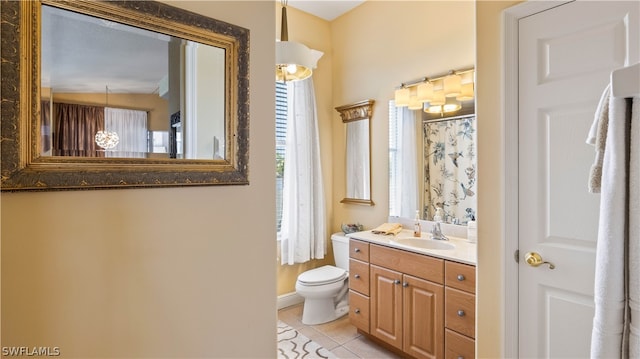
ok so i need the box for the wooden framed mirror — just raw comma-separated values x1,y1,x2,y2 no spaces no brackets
336,100,374,205
0,0,249,191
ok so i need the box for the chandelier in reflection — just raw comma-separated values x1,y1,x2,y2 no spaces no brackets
95,85,119,149
95,130,119,149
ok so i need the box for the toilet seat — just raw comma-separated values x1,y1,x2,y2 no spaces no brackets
297,265,347,286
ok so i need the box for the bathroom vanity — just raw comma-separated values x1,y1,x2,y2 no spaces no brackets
347,230,476,359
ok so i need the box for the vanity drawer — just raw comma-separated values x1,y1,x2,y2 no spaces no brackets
349,239,370,262
445,287,476,338
445,261,476,294
349,290,370,333
349,259,370,295
370,244,444,284
445,328,475,359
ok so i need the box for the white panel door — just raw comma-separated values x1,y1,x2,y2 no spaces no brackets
518,1,639,358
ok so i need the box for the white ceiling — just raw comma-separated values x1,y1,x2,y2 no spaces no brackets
287,0,365,21
42,5,169,94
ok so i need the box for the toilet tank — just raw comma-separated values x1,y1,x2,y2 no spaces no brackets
331,232,350,271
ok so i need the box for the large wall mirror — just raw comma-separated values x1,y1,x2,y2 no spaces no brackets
336,100,374,205
1,0,249,190
388,100,477,225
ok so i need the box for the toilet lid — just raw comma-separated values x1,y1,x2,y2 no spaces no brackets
298,265,347,286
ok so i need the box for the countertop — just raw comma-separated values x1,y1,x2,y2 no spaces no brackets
346,229,477,265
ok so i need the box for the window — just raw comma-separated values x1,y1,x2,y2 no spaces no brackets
275,82,288,232
388,100,401,217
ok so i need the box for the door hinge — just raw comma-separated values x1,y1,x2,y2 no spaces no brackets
514,249,519,263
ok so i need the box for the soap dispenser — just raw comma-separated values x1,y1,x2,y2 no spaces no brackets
413,210,421,237
467,215,477,243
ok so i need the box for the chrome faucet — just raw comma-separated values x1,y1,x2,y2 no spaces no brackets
430,222,449,241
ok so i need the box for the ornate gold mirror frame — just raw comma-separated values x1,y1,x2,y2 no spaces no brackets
0,0,249,191
335,99,374,206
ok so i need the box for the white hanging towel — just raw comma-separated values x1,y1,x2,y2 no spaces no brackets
590,90,640,358
586,84,610,193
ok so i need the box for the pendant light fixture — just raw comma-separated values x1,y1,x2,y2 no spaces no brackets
95,86,119,150
276,0,323,82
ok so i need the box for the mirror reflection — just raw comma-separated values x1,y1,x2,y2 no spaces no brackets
336,100,374,205
41,5,226,160
389,101,477,225
345,120,371,200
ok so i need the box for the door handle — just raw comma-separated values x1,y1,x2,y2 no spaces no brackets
525,252,555,270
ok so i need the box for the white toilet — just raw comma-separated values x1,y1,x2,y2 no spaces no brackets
295,232,350,325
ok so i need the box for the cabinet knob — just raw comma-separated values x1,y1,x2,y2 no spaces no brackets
354,309,361,314
394,279,401,285
354,274,361,279
457,274,465,281
354,248,361,253
457,310,465,317
402,282,409,287
457,356,464,359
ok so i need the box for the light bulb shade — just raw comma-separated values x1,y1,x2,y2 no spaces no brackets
443,73,462,97
276,41,323,82
95,130,119,149
456,82,474,101
417,82,433,103
425,105,442,114
443,97,461,112
430,90,445,106
408,95,422,110
394,87,410,107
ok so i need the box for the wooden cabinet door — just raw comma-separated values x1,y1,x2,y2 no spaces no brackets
403,274,444,359
370,264,403,350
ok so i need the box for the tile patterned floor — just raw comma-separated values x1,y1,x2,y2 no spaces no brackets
277,304,403,359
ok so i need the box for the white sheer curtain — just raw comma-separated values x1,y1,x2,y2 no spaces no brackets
280,78,326,265
104,108,148,158
399,108,418,217
391,107,418,218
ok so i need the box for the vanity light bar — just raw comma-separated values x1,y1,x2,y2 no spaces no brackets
396,67,475,91
394,67,475,108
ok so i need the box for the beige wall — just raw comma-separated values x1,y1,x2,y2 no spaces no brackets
476,1,522,357
476,1,518,358
1,1,277,357
330,1,475,231
275,5,337,296
51,92,169,131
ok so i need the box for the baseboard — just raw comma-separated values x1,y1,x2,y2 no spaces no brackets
277,292,304,310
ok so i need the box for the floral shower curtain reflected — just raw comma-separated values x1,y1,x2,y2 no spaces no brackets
423,115,477,224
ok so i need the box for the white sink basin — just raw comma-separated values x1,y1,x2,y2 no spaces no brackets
391,237,455,250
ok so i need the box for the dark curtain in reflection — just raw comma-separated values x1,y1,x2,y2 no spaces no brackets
40,100,52,155
52,102,105,157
